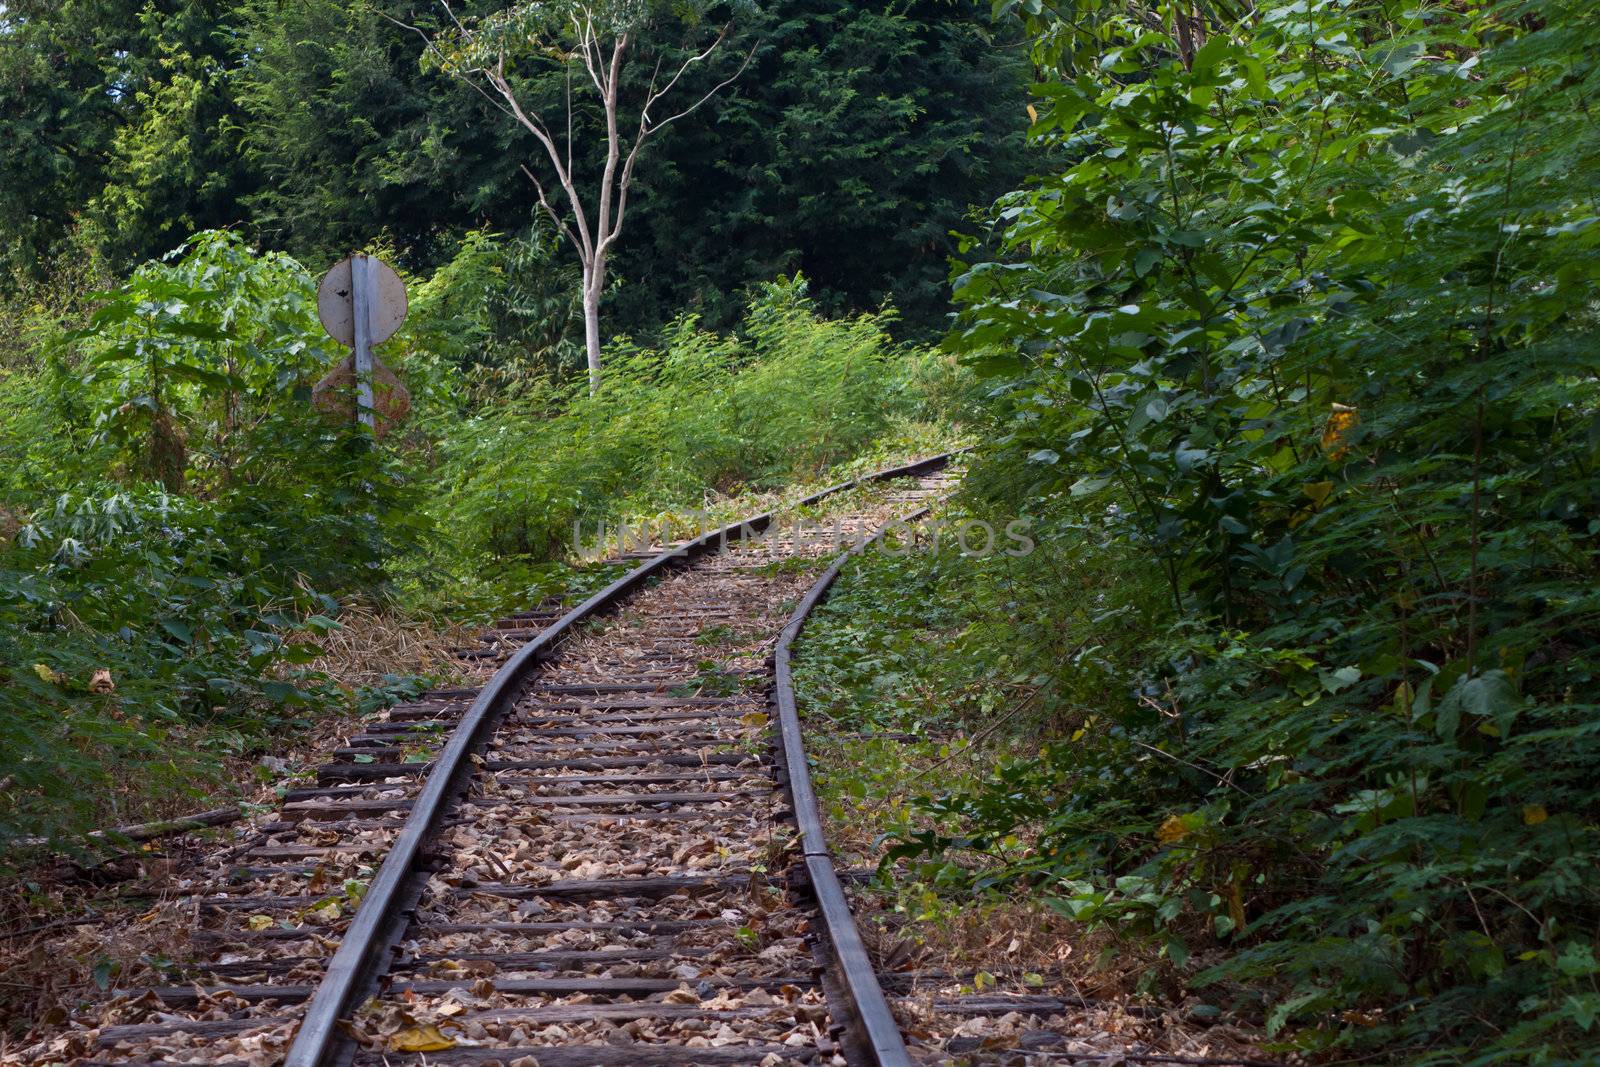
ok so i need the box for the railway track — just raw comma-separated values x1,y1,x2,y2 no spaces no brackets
73,455,961,1067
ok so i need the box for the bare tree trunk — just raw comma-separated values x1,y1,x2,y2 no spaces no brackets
582,265,604,395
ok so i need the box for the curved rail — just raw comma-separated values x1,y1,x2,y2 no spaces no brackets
772,501,940,1067
284,451,962,1067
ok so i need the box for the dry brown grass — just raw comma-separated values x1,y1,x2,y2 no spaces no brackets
298,597,480,690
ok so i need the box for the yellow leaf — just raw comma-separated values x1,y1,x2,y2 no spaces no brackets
1523,804,1548,826
246,915,274,931
389,1026,455,1053
1321,404,1360,459
740,711,769,729
33,663,62,685
1157,815,1192,844
1302,481,1335,507
1026,104,1039,124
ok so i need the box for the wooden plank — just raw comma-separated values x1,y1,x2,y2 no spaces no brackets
194,894,345,911
247,845,389,860
199,919,720,943
284,784,419,801
354,1046,811,1066
395,948,670,970
329,747,410,761
200,958,317,978
98,1018,292,1044
255,816,414,833
391,975,814,996
520,696,750,709
470,791,759,808
468,1004,803,1025
153,984,312,1006
453,872,776,900
282,799,412,819
523,809,765,824
486,741,746,756
485,754,754,771
360,721,454,735
527,683,677,695
488,770,761,788
415,919,721,936
914,994,1085,1016
510,711,746,728
12,806,241,850
389,706,469,722
195,926,335,942
317,763,428,783
501,725,743,738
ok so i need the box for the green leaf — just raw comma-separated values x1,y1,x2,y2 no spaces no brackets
160,619,194,645
1436,671,1520,741
1191,35,1232,78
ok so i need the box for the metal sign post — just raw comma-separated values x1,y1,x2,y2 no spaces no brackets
350,254,377,430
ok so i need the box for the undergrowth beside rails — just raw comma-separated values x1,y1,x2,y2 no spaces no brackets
800,0,1600,1058
0,232,963,859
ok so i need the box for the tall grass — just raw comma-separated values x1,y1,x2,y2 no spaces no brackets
432,277,943,560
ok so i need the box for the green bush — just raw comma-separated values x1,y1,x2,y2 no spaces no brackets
432,276,940,561
0,487,342,849
864,0,1600,1060
0,232,434,852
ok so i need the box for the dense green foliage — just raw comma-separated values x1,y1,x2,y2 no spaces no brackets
431,277,947,560
2,0,1029,340
601,0,1031,334
0,490,344,844
0,232,427,848
0,0,253,273
0,227,946,852
813,0,1600,1060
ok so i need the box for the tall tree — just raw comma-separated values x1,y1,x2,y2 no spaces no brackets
0,0,253,278
426,0,753,392
236,0,517,268
609,0,1032,338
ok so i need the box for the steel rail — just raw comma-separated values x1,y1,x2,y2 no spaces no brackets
771,499,942,1067
283,450,963,1067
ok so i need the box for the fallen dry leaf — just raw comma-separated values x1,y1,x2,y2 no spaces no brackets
389,1025,456,1052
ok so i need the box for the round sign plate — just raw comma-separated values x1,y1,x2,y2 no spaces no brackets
318,255,408,347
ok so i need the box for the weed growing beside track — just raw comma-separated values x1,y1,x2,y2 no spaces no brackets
0,233,964,860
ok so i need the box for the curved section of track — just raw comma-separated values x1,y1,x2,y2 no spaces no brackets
72,455,956,1067
283,456,956,1067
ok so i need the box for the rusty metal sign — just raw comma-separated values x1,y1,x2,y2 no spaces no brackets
317,254,408,347
316,254,409,430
